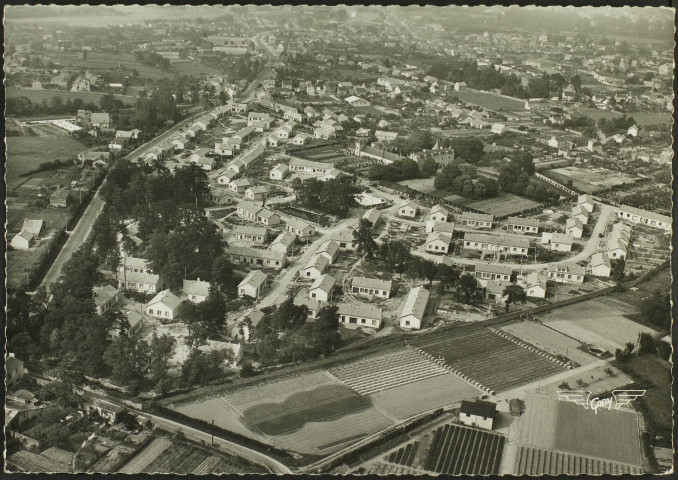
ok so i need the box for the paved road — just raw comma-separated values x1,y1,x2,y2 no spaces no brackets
133,410,292,474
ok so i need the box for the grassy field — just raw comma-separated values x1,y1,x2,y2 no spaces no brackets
369,374,480,421
502,321,597,366
7,87,136,107
622,355,672,435
548,166,638,194
456,193,543,218
610,267,670,309
172,60,223,77
242,384,371,436
450,90,525,112
555,401,642,465
541,297,658,352
6,135,84,189
48,51,169,80
572,106,672,126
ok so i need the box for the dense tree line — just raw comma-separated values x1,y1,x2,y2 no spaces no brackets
438,138,485,164
561,115,598,138
291,176,359,218
434,160,499,199
6,95,99,116
368,158,421,182
134,51,171,71
498,152,559,203
598,115,637,135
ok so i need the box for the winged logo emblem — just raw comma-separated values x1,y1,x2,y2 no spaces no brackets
556,390,591,407
556,389,645,413
612,390,646,409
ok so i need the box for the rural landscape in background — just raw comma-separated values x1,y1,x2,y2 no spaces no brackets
4,4,673,476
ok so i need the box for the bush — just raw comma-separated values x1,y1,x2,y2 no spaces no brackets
656,340,671,361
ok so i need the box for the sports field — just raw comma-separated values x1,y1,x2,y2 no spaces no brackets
450,90,525,112
501,321,597,366
540,298,658,351
369,374,481,420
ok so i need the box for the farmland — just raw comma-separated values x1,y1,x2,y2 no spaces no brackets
369,374,481,421
572,106,672,126
118,438,172,473
141,440,257,474
422,424,505,475
514,446,642,475
453,193,543,218
417,328,566,392
546,166,639,194
47,51,169,79
449,90,525,112
540,297,658,351
6,134,84,189
7,87,136,107
501,321,597,366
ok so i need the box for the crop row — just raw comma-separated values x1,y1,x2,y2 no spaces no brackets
423,424,504,475
514,446,642,475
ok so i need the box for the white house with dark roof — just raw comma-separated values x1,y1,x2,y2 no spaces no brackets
270,232,296,255
474,263,513,287
571,205,589,225
286,217,316,238
351,276,392,298
399,286,430,330
309,274,336,302
317,240,340,264
337,302,383,329
460,212,494,229
460,400,496,430
145,290,182,320
93,285,119,315
182,278,211,303
617,205,671,231
301,254,330,279
547,264,585,284
398,201,418,218
541,232,574,252
238,270,267,299
507,216,540,234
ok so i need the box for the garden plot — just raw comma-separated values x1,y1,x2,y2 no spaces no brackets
514,446,642,475
501,321,597,366
536,364,633,398
540,298,657,352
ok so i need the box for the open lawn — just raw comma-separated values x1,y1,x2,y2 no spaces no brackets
573,106,672,126
397,177,437,194
6,135,84,189
172,60,223,77
541,297,658,352
47,51,169,79
7,87,136,107
555,401,642,465
454,193,543,218
450,90,525,112
502,321,597,366
369,373,480,421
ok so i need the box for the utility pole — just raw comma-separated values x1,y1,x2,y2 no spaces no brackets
211,419,215,446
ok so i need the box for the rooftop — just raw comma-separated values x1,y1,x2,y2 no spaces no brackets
401,286,430,320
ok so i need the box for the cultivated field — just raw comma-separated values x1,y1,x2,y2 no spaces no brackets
141,440,255,474
514,446,642,475
516,394,559,449
422,424,505,475
450,90,525,111
501,321,597,366
416,329,566,392
572,106,672,126
369,373,481,421
46,51,169,79
118,437,172,473
7,87,136,107
541,297,658,351
328,348,449,396
547,166,638,194
6,135,84,189
455,193,543,218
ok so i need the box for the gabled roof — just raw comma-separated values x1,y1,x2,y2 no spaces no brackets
547,263,585,275
566,217,583,229
362,208,381,225
22,219,44,236
426,231,453,245
352,276,392,291
238,200,262,215
271,232,295,247
310,274,336,293
337,302,383,320
429,204,450,217
550,232,574,244
401,286,430,320
508,216,540,227
235,224,268,236
317,240,340,258
461,211,494,222
93,285,119,306
238,270,267,288
572,205,589,217
304,254,330,272
286,216,313,231
122,256,150,270
123,270,160,285
475,263,514,276
460,399,496,419
228,246,286,262
146,289,182,311
182,279,210,297
591,253,611,268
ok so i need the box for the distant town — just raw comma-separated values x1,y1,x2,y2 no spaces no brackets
4,5,673,476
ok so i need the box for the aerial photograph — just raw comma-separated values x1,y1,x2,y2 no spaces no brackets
3,4,674,475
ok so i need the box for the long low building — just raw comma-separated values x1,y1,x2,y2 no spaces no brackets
617,204,670,231
547,263,585,284
226,246,287,269
463,233,530,256
351,276,392,298
288,157,335,176
399,286,430,330
337,302,383,329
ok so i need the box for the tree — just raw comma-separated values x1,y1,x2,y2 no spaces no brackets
378,240,411,278
312,305,341,356
149,332,176,392
437,263,460,290
211,255,240,294
100,93,116,113
640,289,671,329
441,138,485,163
611,256,626,284
502,284,526,313
458,273,477,304
353,218,377,259
103,335,149,390
179,348,230,387
656,340,671,361
637,332,656,355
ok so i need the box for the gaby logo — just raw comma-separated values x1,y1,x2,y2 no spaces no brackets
556,390,646,414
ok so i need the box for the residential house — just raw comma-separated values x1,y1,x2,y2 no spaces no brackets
244,185,270,202
227,246,287,269
399,286,430,330
425,231,453,254
425,220,456,235
286,217,316,238
145,289,182,320
398,201,418,218
547,264,585,284
330,229,356,250
172,136,190,150
289,157,334,176
234,225,268,244
292,133,312,146
345,95,370,107
120,256,153,274
238,270,267,299
521,270,547,298
198,340,243,367
118,270,160,293
428,205,451,223
352,276,392,299
541,232,574,252
590,253,612,277
217,170,238,185
460,212,494,229
491,123,506,134
183,278,211,303
317,240,340,264
463,233,530,256
90,112,111,128
10,230,34,250
301,254,330,279
571,205,590,225
566,218,584,239
578,194,595,213
270,163,289,180
507,216,540,234
459,400,496,431
617,205,671,231
337,303,383,329
309,274,336,302
6,354,25,388
93,285,119,315
362,208,381,228
474,264,513,288
229,178,253,194
50,189,71,208
375,130,398,142
270,232,296,255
